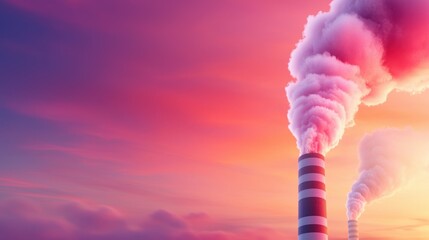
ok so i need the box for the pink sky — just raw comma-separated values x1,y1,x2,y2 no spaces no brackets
1,1,429,239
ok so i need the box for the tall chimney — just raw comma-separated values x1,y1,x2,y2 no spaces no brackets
298,153,328,240
348,220,358,240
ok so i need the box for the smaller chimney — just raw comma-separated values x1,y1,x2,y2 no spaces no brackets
348,220,359,240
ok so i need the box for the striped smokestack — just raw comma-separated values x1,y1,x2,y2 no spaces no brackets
298,153,327,240
348,220,358,240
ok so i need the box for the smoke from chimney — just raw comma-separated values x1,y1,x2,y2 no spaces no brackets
347,128,429,221
287,0,429,155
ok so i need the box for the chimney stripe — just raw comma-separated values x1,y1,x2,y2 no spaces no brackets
298,197,326,218
298,181,325,191
299,166,325,176
298,224,328,234
299,158,325,169
298,173,325,184
299,216,327,226
298,153,325,161
298,233,328,240
298,189,326,200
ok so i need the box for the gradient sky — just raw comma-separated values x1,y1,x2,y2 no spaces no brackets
2,1,429,239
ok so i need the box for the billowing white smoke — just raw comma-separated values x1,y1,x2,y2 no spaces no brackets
287,0,429,155
347,128,429,220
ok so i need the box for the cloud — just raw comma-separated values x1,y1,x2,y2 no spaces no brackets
0,199,289,240
0,199,72,240
60,202,126,233
146,210,188,229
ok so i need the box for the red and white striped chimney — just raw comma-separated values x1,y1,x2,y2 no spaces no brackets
348,220,358,240
298,153,328,240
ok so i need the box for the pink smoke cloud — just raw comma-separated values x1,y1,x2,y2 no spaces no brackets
287,0,429,154
347,128,429,220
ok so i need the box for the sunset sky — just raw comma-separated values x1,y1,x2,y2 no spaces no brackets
2,1,429,239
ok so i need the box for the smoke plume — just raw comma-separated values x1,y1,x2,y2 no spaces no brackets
347,128,429,220
287,0,429,154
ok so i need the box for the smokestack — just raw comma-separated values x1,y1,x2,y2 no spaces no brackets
298,153,327,240
348,220,359,240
